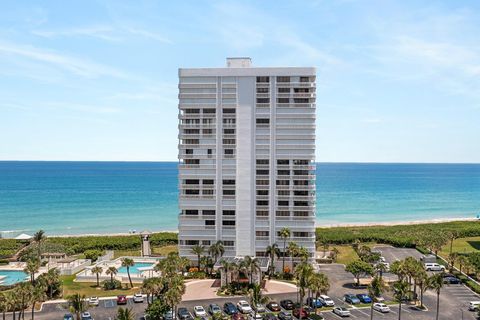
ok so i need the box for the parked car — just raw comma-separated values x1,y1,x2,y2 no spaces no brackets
318,295,335,307
81,312,93,320
224,302,239,315
293,308,309,319
444,276,461,284
163,310,174,320
425,263,445,271
178,307,193,320
333,307,350,317
248,313,263,320
237,300,253,314
88,297,99,306
280,300,295,310
267,302,281,312
232,314,246,320
209,303,222,315
116,295,127,305
306,297,322,309
356,294,372,303
468,301,480,311
262,313,277,320
343,294,360,305
294,304,313,314
278,311,293,320
194,306,207,317
253,304,266,313
63,314,74,320
372,303,390,313
133,293,144,303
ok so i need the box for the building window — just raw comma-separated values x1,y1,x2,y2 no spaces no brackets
277,159,289,165
223,118,236,124
278,190,290,196
294,180,309,186
207,149,212,156
256,76,269,83
256,251,266,257
276,211,290,217
256,231,269,237
185,179,199,185
256,180,269,185
202,129,213,134
256,118,270,124
223,139,236,145
277,98,290,103
294,191,308,196
278,200,289,206
203,189,214,195
222,220,236,226
185,210,198,215
257,190,268,196
256,87,269,93
256,200,268,206
294,98,309,103
223,108,236,114
184,129,199,134
184,159,199,165
256,211,269,217
185,240,199,245
277,170,290,175
224,149,234,155
185,149,193,155
224,128,235,134
185,189,200,195
300,76,310,82
223,210,235,216
185,109,200,114
256,159,269,165
256,169,269,175
223,189,235,195
293,232,310,238
203,108,216,114
203,210,215,215
203,179,214,185
202,240,211,245
278,87,290,93
223,179,235,185
277,76,290,83
183,139,199,144
294,211,309,217
224,241,234,247
256,98,270,103
205,220,215,226
276,180,290,186
294,201,309,207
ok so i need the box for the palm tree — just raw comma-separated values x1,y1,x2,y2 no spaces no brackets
265,243,280,277
142,277,164,305
121,258,135,288
294,261,314,313
24,259,40,284
287,242,300,271
106,266,118,285
308,273,329,315
374,262,388,280
220,260,236,286
115,307,135,320
164,275,185,319
415,270,429,309
12,282,32,320
32,230,46,260
428,273,444,320
31,282,47,320
279,227,291,274
67,293,88,320
368,275,387,320
41,268,60,299
190,244,205,270
200,255,213,275
393,280,410,320
0,292,7,320
208,241,225,264
91,266,103,287
249,284,269,319
242,256,261,284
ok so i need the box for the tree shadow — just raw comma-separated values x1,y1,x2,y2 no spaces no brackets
466,241,480,250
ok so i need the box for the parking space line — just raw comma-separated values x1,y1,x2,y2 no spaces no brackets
354,308,370,317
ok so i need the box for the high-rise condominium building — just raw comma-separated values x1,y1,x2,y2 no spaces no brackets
178,58,316,262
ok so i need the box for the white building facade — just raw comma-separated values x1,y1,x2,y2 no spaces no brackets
178,58,316,262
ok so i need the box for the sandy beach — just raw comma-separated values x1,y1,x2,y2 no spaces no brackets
316,217,479,228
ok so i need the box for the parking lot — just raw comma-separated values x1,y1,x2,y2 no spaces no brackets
3,246,480,320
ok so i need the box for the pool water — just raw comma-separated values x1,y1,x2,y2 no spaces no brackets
0,270,28,286
118,262,154,275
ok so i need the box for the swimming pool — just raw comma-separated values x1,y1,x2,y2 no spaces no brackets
0,270,28,286
118,262,154,275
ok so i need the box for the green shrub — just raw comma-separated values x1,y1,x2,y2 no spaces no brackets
84,249,103,262
102,279,122,290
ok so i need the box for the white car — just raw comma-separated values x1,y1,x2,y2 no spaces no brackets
319,295,335,307
425,263,445,272
88,297,99,306
237,300,253,314
253,304,266,313
133,293,144,303
333,307,350,317
468,301,480,311
379,256,386,263
248,314,263,320
373,303,390,313
194,306,207,317
81,312,94,320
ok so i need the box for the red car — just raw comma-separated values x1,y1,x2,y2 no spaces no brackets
117,295,127,305
232,314,246,320
293,308,309,319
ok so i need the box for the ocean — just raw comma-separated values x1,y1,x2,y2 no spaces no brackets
0,161,479,237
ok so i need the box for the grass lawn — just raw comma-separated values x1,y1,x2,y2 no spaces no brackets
152,245,178,256
61,275,138,297
113,250,141,259
439,236,480,257
332,245,359,265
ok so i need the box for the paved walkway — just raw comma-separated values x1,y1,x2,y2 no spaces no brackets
182,279,297,301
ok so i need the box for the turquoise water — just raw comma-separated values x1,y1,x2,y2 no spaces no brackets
0,270,28,285
0,161,479,236
118,262,154,275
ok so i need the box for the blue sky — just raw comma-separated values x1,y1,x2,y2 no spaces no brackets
0,0,479,163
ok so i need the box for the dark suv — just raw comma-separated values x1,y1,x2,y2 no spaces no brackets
224,302,238,315
280,300,295,310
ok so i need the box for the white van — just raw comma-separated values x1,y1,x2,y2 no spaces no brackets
424,263,445,271
468,301,480,311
